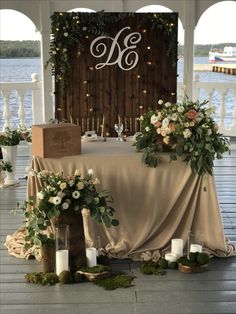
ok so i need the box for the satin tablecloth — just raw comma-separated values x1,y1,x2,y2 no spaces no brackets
23,138,235,261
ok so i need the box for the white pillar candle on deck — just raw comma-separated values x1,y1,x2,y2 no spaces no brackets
171,238,183,257
86,247,97,267
56,249,69,275
164,253,178,265
190,244,202,253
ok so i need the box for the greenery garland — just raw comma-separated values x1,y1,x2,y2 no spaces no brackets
46,11,178,88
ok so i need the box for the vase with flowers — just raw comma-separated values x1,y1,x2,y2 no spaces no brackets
134,98,229,176
0,128,22,185
19,168,119,271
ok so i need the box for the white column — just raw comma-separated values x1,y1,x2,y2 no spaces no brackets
31,73,44,124
1,90,11,131
183,0,196,100
17,89,27,130
39,1,54,123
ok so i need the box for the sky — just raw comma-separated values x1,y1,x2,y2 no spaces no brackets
0,1,236,45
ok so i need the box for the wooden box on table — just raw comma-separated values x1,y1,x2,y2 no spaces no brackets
32,123,81,158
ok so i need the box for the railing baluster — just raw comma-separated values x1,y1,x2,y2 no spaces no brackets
1,90,11,131
17,89,27,130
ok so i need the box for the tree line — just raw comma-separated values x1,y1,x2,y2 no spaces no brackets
0,41,40,58
0,40,235,58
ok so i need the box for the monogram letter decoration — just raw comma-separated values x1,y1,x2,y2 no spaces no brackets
90,26,142,71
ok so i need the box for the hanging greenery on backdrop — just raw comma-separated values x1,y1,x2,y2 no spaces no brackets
48,11,178,136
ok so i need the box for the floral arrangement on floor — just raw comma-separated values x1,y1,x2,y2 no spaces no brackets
0,160,12,173
0,127,22,146
21,168,119,249
134,98,229,176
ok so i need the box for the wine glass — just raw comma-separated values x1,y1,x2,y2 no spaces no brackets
114,123,124,141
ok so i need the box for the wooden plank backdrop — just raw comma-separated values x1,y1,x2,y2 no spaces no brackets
55,13,178,136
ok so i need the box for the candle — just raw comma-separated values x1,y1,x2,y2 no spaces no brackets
165,253,178,265
86,247,97,267
56,249,69,275
171,238,183,258
190,244,203,253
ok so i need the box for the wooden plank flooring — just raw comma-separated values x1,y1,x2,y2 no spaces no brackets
0,141,236,314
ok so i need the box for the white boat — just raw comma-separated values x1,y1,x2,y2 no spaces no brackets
209,46,236,62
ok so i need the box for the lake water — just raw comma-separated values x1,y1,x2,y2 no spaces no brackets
0,57,235,129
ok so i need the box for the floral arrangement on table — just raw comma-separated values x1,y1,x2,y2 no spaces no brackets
21,168,119,249
134,98,229,176
0,127,22,146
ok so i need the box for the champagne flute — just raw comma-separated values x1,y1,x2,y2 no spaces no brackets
114,123,124,141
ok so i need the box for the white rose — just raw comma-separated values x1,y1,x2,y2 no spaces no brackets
190,121,195,127
185,122,190,127
183,129,192,139
64,32,68,37
177,106,184,113
164,101,171,107
150,114,158,125
171,113,178,121
145,126,150,132
62,202,69,210
163,136,170,144
162,118,170,128
157,128,162,134
158,99,164,105
161,130,167,137
76,182,84,190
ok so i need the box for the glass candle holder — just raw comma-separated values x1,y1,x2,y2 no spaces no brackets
188,231,204,257
55,224,69,276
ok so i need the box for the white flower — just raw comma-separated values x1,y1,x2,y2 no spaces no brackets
72,191,80,199
164,127,171,135
63,48,67,52
158,99,164,105
82,26,87,31
183,129,192,139
76,182,84,190
157,128,161,134
177,106,184,113
162,118,170,128
161,130,167,137
190,121,195,127
150,114,158,125
93,178,100,185
185,122,190,127
171,113,178,121
88,168,94,176
62,202,69,210
60,182,67,190
74,169,80,176
52,50,57,55
145,126,150,132
68,180,74,187
164,101,171,107
139,115,144,121
49,197,54,203
37,191,44,200
52,196,62,205
64,32,68,37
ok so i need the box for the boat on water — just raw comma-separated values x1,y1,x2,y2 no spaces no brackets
209,46,236,62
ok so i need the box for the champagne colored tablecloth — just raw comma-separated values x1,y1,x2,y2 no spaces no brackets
5,139,235,261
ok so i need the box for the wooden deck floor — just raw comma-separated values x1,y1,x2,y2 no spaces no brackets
0,142,236,314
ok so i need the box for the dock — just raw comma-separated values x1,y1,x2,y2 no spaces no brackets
193,63,236,75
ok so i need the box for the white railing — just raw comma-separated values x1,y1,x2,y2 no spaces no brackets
0,73,236,136
178,75,236,137
0,73,42,131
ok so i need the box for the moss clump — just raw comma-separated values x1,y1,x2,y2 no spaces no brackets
197,252,210,265
178,256,198,267
140,261,166,275
73,255,87,270
94,273,135,290
59,270,73,284
25,272,59,285
169,261,178,269
158,259,169,269
80,264,111,273
188,252,198,263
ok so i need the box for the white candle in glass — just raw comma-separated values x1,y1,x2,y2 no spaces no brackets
190,244,203,253
171,238,183,258
86,247,97,267
56,249,69,275
165,253,178,265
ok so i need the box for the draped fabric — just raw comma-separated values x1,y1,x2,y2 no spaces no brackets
5,139,236,260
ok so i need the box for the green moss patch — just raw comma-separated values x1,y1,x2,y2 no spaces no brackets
94,273,135,290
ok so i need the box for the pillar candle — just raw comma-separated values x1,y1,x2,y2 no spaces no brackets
86,247,97,267
56,249,69,276
164,253,178,265
171,238,183,258
190,244,202,253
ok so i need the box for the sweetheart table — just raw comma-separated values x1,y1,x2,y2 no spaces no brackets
26,138,235,260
